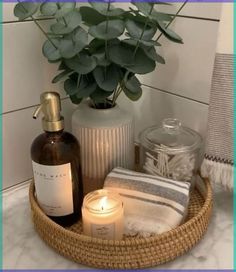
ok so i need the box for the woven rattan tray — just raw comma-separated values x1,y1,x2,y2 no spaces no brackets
29,177,212,269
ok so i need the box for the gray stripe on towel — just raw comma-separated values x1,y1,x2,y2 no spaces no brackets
120,193,184,216
105,177,188,206
112,169,190,190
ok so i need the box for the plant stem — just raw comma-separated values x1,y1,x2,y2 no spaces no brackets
17,0,58,49
105,1,111,60
132,4,154,58
155,1,188,42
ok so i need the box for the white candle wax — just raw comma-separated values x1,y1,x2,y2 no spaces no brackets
82,189,124,240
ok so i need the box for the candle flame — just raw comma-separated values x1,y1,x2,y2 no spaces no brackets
100,196,108,210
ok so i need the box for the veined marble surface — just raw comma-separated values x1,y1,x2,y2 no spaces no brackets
3,181,233,269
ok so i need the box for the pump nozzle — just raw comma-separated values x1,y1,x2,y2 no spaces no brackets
33,92,64,132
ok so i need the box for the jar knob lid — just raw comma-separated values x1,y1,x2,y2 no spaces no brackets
162,118,181,133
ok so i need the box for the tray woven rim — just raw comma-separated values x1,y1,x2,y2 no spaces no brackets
29,177,213,268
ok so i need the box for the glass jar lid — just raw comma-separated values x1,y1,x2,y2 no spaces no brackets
139,118,202,154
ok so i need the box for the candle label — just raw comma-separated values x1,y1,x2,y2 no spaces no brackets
32,161,73,216
91,223,115,240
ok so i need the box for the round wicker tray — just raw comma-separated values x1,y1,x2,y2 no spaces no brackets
29,177,213,269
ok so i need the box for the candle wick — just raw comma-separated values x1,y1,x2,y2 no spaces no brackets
101,206,104,211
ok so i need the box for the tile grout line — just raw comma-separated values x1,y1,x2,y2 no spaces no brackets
142,84,209,106
1,96,69,116
0,17,53,24
2,178,32,193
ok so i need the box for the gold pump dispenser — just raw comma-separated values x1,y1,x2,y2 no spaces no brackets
33,92,64,132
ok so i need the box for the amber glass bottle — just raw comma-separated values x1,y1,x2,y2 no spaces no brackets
31,92,83,227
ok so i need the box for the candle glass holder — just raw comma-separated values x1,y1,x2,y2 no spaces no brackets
82,189,124,240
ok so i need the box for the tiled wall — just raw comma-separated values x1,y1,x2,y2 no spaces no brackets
2,3,221,189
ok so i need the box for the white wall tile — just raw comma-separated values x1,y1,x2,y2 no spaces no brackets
2,3,18,22
138,18,219,104
3,21,64,114
117,85,208,141
157,3,221,19
2,99,77,189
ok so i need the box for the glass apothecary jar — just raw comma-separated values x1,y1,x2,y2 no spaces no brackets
139,118,203,185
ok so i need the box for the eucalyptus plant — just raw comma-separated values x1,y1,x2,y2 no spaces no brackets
14,1,183,108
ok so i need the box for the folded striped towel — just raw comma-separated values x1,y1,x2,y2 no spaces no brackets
104,167,190,237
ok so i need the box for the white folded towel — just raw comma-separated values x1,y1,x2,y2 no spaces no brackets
104,167,190,237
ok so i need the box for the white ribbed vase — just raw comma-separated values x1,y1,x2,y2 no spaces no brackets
72,103,134,194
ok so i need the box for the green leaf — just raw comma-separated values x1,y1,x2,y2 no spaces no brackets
14,2,39,20
70,94,83,104
125,19,157,41
93,64,121,92
40,3,58,16
124,36,161,47
59,27,88,58
142,46,165,64
157,22,183,44
92,49,111,66
65,52,97,75
42,39,61,62
80,6,106,26
64,78,78,96
109,43,156,74
77,75,97,98
124,72,142,94
52,69,73,84
89,2,125,17
131,2,172,22
55,3,76,18
90,88,113,103
123,71,142,101
51,10,82,35
89,20,125,40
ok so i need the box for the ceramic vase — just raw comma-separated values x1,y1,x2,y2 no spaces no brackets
72,102,134,194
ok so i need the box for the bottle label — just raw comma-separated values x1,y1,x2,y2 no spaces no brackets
91,223,115,240
32,161,74,216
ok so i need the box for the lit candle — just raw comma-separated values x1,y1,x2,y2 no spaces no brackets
82,189,124,240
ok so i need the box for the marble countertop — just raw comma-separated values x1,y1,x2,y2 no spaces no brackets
3,181,233,269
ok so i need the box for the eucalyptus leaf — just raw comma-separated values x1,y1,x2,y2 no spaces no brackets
14,2,39,20
42,39,61,62
52,69,73,83
89,2,125,17
80,6,106,26
124,72,142,94
123,85,142,101
55,3,76,18
40,3,58,16
64,78,78,96
65,52,97,74
131,2,172,22
59,27,88,58
51,10,82,35
124,35,161,47
125,19,157,41
93,49,111,66
77,75,97,98
93,64,121,92
89,20,125,40
157,22,183,43
90,88,113,102
109,43,156,74
142,46,165,64
70,94,83,104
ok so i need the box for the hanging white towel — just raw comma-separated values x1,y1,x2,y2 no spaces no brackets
201,4,233,191
104,167,190,237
